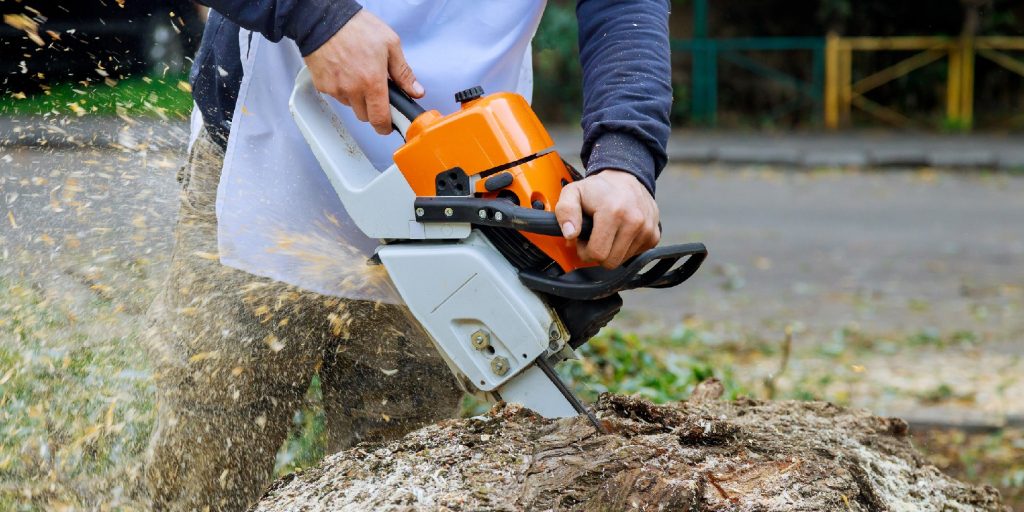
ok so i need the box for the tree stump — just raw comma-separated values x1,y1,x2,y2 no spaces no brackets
253,390,1006,511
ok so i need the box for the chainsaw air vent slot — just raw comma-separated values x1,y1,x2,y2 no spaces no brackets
476,150,549,179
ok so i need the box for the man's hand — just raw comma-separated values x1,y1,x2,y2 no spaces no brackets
555,170,660,269
303,10,423,135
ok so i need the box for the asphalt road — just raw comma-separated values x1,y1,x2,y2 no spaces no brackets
631,166,1024,348
2,144,1023,349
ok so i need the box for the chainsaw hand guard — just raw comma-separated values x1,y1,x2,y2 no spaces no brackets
518,243,707,300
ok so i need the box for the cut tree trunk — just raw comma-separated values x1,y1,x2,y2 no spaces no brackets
253,383,1006,511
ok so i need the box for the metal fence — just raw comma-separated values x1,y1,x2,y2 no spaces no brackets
824,34,1024,130
674,0,1024,130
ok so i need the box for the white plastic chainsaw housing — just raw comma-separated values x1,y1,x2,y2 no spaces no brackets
291,67,579,420
377,232,555,392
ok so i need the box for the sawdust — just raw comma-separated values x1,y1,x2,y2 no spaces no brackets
267,223,395,300
253,391,1007,511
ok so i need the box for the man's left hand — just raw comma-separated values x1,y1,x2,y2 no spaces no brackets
555,170,660,269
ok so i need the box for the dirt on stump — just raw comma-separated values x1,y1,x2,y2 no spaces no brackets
253,382,1006,511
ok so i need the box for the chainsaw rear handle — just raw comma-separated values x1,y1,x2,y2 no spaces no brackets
289,67,471,241
388,80,426,136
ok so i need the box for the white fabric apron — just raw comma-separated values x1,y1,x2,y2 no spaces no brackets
210,0,546,301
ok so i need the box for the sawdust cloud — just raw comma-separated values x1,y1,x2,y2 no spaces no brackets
0,120,445,509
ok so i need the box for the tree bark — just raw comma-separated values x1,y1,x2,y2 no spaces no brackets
253,389,1006,511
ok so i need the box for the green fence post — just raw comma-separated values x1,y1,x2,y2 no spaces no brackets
705,42,718,126
691,0,716,125
694,0,707,39
691,39,705,124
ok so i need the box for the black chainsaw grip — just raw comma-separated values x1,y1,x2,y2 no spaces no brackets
412,196,594,240
503,208,594,241
387,80,426,123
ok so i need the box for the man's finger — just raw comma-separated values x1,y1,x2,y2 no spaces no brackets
387,41,424,98
624,229,652,266
554,183,584,240
603,226,636,269
351,95,369,123
580,211,616,264
366,82,392,135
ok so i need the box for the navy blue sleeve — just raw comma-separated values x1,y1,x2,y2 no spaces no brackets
576,0,672,195
196,0,362,56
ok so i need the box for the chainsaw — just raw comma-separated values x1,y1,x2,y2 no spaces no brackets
289,69,707,430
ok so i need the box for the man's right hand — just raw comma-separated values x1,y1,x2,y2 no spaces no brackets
303,9,423,135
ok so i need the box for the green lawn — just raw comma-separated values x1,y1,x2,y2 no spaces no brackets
1,75,193,119
0,280,155,510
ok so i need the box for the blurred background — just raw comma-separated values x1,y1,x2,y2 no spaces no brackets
1,1,1023,510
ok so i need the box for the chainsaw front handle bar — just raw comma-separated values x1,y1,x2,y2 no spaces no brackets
413,195,702,299
414,196,659,244
414,196,594,240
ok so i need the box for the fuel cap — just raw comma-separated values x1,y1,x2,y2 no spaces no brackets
455,86,484,104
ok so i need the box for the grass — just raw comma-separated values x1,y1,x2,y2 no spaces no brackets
563,327,749,403
1,276,1021,509
0,280,154,510
917,427,1024,507
1,75,193,119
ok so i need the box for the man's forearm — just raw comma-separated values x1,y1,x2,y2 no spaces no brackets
576,0,672,195
196,0,361,55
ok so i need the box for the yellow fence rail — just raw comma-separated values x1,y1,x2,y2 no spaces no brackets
824,33,1024,130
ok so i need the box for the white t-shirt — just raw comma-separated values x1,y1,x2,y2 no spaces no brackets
206,0,546,301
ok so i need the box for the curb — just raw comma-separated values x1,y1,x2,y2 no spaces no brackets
663,142,1024,170
0,116,190,151
898,410,1024,434
5,118,1024,170
550,128,1024,170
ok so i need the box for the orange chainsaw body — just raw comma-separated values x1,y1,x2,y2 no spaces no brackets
392,92,591,273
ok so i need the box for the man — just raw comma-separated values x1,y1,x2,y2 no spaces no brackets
144,0,672,510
